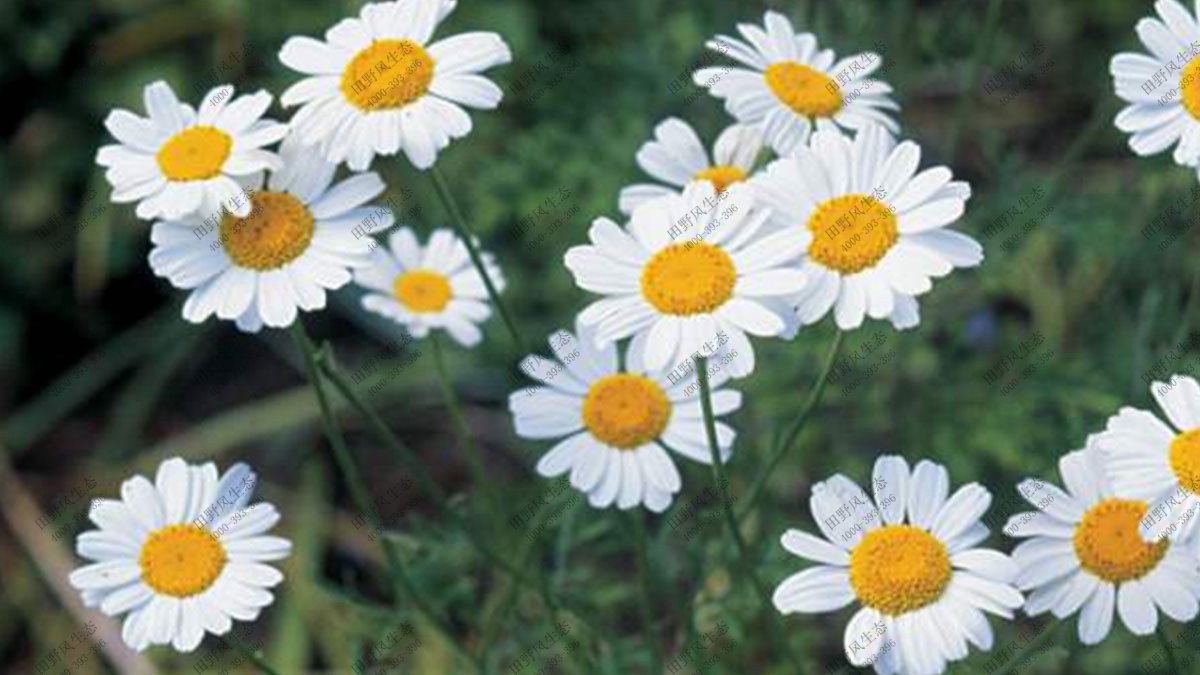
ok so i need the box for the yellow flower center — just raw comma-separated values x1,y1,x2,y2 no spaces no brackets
1181,56,1200,121
156,126,232,181
764,61,843,118
582,373,671,449
139,524,227,598
849,525,951,616
640,243,737,315
341,39,436,111
1170,428,1200,494
806,194,899,275
393,269,452,313
220,192,315,271
1073,499,1168,583
694,165,748,194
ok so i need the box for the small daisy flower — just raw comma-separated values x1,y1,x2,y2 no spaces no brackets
509,320,741,512
96,81,288,221
353,226,503,347
279,0,512,171
1093,373,1200,543
148,133,380,333
1110,0,1200,172
67,458,291,652
693,11,898,156
617,118,763,215
752,125,980,331
565,181,806,380
1008,445,1200,645
774,456,1023,675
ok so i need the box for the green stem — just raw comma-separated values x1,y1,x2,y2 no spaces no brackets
290,323,480,671
431,333,494,509
428,166,525,351
946,0,1006,158
631,512,664,673
695,357,803,672
1157,624,1180,675
739,331,844,519
314,346,605,633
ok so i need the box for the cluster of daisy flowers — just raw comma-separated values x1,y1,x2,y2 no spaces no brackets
74,0,1200,671
81,0,517,653
103,0,510,340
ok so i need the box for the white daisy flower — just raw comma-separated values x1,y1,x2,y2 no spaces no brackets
509,319,741,512
353,226,503,348
96,81,288,221
565,181,806,380
67,458,291,652
1008,445,1200,646
752,125,980,332
1093,374,1200,543
279,0,512,171
148,133,380,333
617,118,763,215
1110,0,1200,172
774,455,1023,675
693,10,898,156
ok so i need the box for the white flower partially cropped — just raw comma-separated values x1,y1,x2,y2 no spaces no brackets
148,133,379,333
752,125,980,331
509,320,741,512
1110,0,1200,173
354,226,503,347
279,0,511,170
565,181,806,380
693,10,898,156
1008,445,1200,646
96,81,287,221
1093,373,1200,543
618,118,762,215
774,456,1023,675
68,458,291,652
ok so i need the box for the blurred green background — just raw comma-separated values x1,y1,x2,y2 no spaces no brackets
2,0,1198,673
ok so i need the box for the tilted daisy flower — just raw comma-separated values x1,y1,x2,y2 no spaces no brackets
1093,373,1200,542
1008,445,1200,645
617,118,763,215
279,0,511,171
565,181,806,380
693,11,898,155
774,456,1023,675
752,125,980,331
509,319,741,512
353,226,503,347
96,81,287,221
1110,0,1200,172
148,133,380,333
67,458,291,652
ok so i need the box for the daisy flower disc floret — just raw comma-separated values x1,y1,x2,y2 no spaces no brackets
279,0,512,170
67,458,292,652
618,118,763,215
1007,446,1200,645
1111,0,1200,173
752,126,981,331
565,182,807,380
692,11,898,155
508,320,742,512
1093,374,1200,542
96,82,287,221
774,456,1023,675
353,226,503,347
